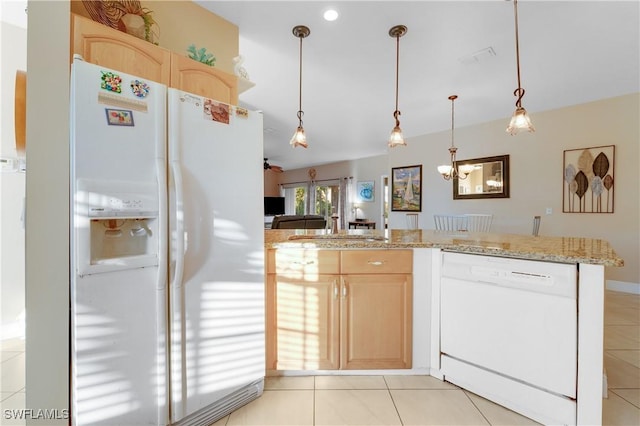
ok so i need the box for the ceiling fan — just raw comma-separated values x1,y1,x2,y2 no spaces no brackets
263,158,283,173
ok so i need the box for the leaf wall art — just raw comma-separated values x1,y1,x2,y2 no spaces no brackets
563,145,615,213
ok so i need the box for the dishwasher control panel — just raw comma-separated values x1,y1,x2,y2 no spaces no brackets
441,252,576,298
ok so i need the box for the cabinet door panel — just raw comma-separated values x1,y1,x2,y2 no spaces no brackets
171,53,238,105
272,274,340,370
341,274,412,369
72,14,171,85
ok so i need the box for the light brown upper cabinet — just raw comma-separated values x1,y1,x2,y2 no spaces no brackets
71,14,171,85
170,53,238,105
71,13,238,105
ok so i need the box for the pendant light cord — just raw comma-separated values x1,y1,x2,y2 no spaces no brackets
297,34,304,125
513,0,525,107
450,98,455,148
393,34,401,126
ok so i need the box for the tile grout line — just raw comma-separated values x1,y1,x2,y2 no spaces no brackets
608,388,640,410
462,390,493,426
383,376,405,426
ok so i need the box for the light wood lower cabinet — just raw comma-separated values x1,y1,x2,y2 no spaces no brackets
266,249,412,370
266,273,340,370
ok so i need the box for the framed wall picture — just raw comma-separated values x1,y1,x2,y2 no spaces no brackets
391,165,422,211
453,155,510,200
563,145,615,213
356,181,375,202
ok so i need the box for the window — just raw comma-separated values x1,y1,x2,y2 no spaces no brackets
281,178,349,229
281,184,307,215
314,181,340,218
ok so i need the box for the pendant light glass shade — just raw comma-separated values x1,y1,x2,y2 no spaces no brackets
388,123,405,147
506,105,534,135
438,95,471,181
291,25,310,148
506,0,535,135
388,25,407,148
290,125,307,148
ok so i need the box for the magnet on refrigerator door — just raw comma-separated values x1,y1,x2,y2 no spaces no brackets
130,79,150,98
100,71,122,93
203,98,230,124
235,107,249,118
105,108,134,126
98,92,149,113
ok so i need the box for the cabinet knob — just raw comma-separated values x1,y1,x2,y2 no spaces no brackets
367,260,385,266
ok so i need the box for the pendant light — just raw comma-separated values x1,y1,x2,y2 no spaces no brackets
438,95,473,180
290,25,310,148
388,25,407,148
506,0,535,135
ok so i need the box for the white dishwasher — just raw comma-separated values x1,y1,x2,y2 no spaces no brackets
440,252,578,425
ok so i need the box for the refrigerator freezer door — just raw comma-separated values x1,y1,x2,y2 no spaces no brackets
168,89,265,424
70,59,168,426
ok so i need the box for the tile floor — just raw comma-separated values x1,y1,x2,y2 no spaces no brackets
1,290,638,425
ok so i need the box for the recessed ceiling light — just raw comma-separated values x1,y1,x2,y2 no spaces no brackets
323,9,339,22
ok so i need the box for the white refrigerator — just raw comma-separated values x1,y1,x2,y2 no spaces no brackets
70,59,265,426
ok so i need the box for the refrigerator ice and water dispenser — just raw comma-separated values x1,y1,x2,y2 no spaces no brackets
75,180,159,275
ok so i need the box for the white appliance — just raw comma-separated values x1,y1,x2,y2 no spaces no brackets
439,252,578,425
70,59,265,426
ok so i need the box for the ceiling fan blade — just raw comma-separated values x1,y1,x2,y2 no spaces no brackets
264,158,284,172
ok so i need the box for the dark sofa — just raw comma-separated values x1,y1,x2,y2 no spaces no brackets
270,215,327,229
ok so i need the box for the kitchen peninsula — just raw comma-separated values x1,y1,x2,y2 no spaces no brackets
265,228,623,425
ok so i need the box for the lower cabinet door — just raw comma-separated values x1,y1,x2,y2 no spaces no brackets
341,274,412,369
268,274,340,370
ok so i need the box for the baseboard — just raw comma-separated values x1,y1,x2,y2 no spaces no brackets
606,280,640,295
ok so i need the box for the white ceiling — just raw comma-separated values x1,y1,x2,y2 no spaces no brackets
200,1,638,171
0,1,28,28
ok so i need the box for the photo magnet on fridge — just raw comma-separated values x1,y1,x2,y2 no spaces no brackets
203,98,230,124
105,108,134,126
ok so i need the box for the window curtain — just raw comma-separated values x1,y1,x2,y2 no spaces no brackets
339,177,354,230
307,180,316,216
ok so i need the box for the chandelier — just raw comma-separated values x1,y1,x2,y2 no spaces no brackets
438,95,474,181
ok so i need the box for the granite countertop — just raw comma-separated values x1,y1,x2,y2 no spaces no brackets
265,229,624,267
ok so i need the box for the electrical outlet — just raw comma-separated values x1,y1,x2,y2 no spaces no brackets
546,207,553,215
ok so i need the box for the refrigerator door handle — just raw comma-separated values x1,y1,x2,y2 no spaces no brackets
171,160,186,289
157,156,168,290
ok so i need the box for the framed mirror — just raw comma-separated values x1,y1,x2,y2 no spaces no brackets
453,155,510,199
